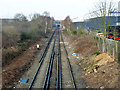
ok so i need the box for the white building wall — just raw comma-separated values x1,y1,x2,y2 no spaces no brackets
117,1,120,25
118,1,120,13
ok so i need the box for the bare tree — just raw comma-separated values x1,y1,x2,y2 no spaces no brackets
88,0,116,37
63,16,71,32
43,11,50,33
63,16,76,34
43,11,50,17
14,13,28,21
33,13,40,20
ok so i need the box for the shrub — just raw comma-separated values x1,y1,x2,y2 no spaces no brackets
20,32,31,40
101,71,105,74
17,42,23,46
94,51,100,55
78,30,83,36
72,30,77,35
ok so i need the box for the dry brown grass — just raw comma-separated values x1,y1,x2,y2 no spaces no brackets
2,25,20,48
65,30,119,88
67,33,98,57
2,18,52,67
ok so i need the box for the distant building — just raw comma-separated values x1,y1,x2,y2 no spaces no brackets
73,22,84,30
82,2,120,30
1,19,19,25
84,16,120,30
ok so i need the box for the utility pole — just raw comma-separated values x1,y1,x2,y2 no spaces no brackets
43,11,49,34
45,19,47,34
45,16,48,34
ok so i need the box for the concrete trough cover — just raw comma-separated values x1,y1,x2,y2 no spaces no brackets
20,78,29,83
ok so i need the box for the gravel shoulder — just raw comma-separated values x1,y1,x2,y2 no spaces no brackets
60,41,74,88
62,34,87,88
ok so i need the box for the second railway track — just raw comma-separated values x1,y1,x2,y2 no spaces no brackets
28,29,77,89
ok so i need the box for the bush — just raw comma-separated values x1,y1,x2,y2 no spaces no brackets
21,32,31,40
78,30,83,36
72,30,77,35
94,51,100,55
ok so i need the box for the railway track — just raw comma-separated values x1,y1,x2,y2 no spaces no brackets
61,32,77,89
28,29,77,90
28,30,56,89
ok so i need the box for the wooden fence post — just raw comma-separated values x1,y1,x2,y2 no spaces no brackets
98,37,100,50
113,48,115,61
108,40,110,55
102,38,105,52
116,41,118,61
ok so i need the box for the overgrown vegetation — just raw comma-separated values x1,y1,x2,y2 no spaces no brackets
20,32,31,40
61,16,85,36
77,30,83,36
2,12,54,66
71,30,77,35
94,51,101,56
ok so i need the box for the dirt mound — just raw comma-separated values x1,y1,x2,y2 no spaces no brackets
95,53,113,66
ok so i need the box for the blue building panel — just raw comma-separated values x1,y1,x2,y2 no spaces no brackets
73,16,120,31
84,16,119,30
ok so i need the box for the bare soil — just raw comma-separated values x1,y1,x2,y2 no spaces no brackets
16,33,56,88
2,38,47,88
64,32,120,88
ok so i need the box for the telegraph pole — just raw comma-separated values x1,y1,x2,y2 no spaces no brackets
45,19,47,34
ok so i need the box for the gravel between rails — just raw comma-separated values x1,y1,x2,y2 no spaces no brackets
16,31,87,89
32,38,55,88
62,33,87,88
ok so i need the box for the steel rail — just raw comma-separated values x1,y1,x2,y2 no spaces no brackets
43,34,56,89
61,32,77,90
56,30,59,89
56,29,62,90
59,30,62,89
28,30,56,90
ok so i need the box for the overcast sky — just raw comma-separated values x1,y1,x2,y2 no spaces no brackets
0,0,119,21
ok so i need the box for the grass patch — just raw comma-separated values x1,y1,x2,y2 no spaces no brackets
101,71,105,74
94,51,100,56
77,30,83,36
72,30,77,35
86,60,99,68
